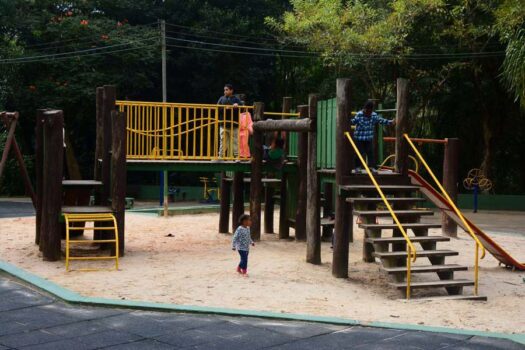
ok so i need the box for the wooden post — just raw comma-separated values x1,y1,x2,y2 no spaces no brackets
94,87,104,187
40,110,64,261
278,172,290,239
35,109,47,246
0,112,17,181
333,78,353,278
295,105,308,241
278,97,292,239
306,94,321,264
264,185,275,234
111,110,127,256
101,85,116,205
395,78,409,175
232,172,244,233
442,138,459,237
322,181,334,240
219,174,231,234
250,102,264,241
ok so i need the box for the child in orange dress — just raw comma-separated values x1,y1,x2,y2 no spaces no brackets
238,107,253,159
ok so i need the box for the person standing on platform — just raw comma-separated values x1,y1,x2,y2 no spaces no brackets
217,84,242,159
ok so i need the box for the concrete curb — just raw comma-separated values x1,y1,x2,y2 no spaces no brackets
1,260,523,345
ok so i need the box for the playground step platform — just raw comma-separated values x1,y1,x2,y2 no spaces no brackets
416,294,488,301
347,197,426,204
366,236,450,244
382,264,468,274
62,206,113,214
341,185,420,193
359,223,442,230
354,210,434,217
373,250,459,259
390,279,475,290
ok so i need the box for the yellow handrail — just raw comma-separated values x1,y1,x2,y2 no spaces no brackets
380,154,420,173
344,132,417,299
403,134,485,295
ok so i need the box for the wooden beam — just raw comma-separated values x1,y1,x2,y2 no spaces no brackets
253,118,314,132
322,182,334,240
306,94,321,264
219,173,231,234
333,78,353,278
250,102,264,241
442,138,460,237
0,112,17,180
232,171,245,233
101,85,116,206
40,110,64,261
281,97,293,148
395,78,409,175
295,105,308,241
111,110,127,256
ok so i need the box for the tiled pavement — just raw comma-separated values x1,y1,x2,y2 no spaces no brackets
0,276,523,349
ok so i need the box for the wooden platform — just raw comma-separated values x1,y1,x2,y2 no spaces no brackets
126,159,297,173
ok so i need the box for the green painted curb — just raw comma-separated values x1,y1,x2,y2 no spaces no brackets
0,260,523,345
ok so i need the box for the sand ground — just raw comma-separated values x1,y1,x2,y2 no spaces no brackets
0,211,524,335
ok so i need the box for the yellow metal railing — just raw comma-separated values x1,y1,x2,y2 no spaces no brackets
117,100,299,161
404,134,485,295
345,132,417,299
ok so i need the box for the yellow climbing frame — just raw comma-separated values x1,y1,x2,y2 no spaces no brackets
64,213,119,272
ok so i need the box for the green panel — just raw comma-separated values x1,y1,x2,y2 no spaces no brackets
316,97,336,169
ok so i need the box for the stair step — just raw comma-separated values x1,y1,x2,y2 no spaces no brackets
347,197,426,204
373,250,459,258
382,264,468,274
62,206,113,214
359,223,442,230
354,210,434,217
366,236,450,244
341,185,420,192
415,295,487,301
391,279,475,289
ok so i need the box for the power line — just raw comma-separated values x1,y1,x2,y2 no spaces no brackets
0,37,157,64
166,43,316,59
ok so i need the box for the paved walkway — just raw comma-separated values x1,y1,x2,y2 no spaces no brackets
0,276,522,350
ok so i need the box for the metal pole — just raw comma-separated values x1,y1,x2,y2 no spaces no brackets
161,19,169,217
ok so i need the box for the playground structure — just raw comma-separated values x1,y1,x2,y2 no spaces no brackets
6,77,521,296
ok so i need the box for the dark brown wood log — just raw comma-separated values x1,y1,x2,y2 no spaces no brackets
322,182,334,240
249,102,264,241
94,87,104,186
264,185,275,234
278,172,290,240
333,78,353,278
253,118,314,132
295,105,308,241
0,112,17,180
306,94,321,264
111,110,127,256
40,110,64,261
35,109,47,246
219,173,231,234
281,97,293,149
395,78,409,175
442,138,459,237
232,172,245,233
101,85,116,205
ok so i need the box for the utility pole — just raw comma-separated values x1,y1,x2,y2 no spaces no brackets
161,19,169,217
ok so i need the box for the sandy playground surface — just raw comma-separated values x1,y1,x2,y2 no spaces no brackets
0,211,524,335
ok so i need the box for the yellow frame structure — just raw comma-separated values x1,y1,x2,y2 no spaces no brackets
64,213,119,272
344,132,417,299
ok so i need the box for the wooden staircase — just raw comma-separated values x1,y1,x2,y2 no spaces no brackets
341,176,486,300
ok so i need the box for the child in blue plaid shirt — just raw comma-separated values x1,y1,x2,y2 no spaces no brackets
351,100,395,173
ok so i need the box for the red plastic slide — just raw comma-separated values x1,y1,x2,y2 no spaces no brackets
409,170,525,271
